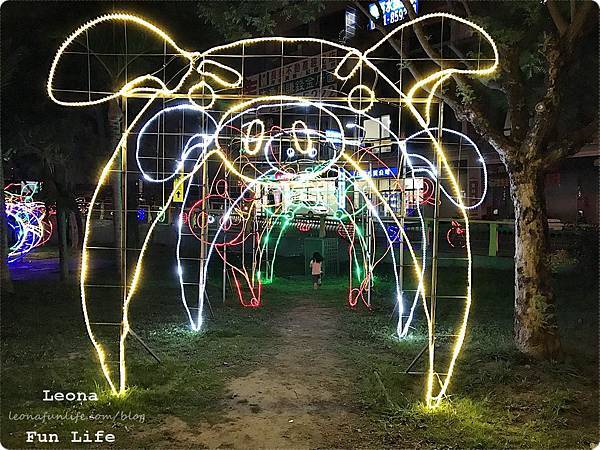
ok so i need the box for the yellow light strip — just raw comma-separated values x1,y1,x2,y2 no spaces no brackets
241,119,265,156
47,13,198,107
291,120,314,155
359,12,498,408
197,59,243,88
187,81,216,110
347,84,376,113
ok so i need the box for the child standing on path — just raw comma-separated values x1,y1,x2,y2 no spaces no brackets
310,252,323,290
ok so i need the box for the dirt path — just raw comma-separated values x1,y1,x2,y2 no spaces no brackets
186,300,364,448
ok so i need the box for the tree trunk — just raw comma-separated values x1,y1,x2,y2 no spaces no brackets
0,152,14,293
510,166,561,359
65,193,83,249
56,204,69,281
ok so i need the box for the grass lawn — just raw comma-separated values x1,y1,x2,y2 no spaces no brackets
319,267,598,448
1,248,293,448
1,247,597,448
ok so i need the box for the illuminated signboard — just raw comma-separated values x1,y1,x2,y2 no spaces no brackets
350,166,399,178
244,50,339,97
325,129,360,147
368,0,418,30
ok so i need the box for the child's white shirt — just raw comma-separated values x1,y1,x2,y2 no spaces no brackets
311,260,322,275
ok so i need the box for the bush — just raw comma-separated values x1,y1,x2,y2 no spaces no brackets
547,249,578,273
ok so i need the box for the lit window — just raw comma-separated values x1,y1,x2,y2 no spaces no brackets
345,7,357,40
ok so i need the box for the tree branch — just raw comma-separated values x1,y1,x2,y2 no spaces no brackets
448,42,505,93
502,47,528,143
524,36,561,154
452,100,516,164
397,0,506,114
354,0,514,160
400,0,446,68
563,0,596,54
543,119,598,169
354,0,461,109
527,1,595,159
546,1,569,35
460,0,472,17
358,0,468,104
353,1,425,80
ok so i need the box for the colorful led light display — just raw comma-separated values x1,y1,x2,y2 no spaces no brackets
48,12,497,408
447,220,467,248
4,182,53,263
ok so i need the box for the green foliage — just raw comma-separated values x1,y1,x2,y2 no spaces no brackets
470,2,549,48
469,4,550,94
14,113,97,196
197,0,325,40
456,82,476,105
557,227,600,273
547,249,578,273
450,2,597,162
520,42,546,80
529,294,557,332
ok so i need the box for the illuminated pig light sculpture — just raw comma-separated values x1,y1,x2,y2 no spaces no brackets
47,13,498,408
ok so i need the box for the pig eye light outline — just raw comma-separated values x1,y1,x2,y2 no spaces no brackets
47,12,498,408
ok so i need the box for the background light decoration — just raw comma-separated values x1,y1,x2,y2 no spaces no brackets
136,208,147,222
296,221,312,233
447,220,467,248
48,12,498,408
4,182,53,263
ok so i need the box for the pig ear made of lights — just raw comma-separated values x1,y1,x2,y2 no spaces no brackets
47,12,497,407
